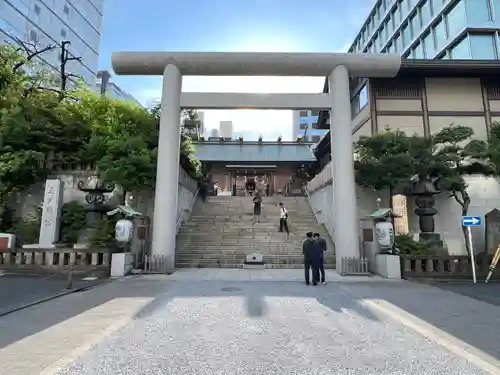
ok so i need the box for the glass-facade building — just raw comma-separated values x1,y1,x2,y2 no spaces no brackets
0,0,104,84
292,110,329,143
349,0,500,60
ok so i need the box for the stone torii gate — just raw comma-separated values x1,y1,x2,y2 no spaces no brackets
111,52,401,273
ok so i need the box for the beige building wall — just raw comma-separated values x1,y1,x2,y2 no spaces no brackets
309,74,500,256
370,76,500,255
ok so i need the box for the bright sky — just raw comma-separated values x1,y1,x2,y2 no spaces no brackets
98,0,373,140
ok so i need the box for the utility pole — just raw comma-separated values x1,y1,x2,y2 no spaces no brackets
59,40,82,98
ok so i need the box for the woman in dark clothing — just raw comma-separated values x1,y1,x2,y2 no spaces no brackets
253,192,262,223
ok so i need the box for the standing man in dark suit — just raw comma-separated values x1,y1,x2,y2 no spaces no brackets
303,232,320,285
314,232,327,285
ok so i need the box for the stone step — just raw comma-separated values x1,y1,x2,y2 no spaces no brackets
175,256,336,264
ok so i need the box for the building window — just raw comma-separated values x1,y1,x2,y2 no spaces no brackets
311,122,318,129
414,42,424,58
422,31,435,57
29,30,37,42
300,123,308,130
61,28,66,37
64,4,70,14
450,36,472,59
469,34,497,59
299,110,308,117
434,19,447,49
493,0,500,21
446,0,466,38
310,109,319,116
420,0,432,25
410,12,421,37
402,23,411,48
359,85,368,108
464,0,492,23
380,25,386,46
34,4,40,14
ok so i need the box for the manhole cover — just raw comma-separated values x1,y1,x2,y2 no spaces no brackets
221,287,242,292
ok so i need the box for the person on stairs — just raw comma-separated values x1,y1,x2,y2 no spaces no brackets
253,191,262,224
314,232,327,285
278,202,289,234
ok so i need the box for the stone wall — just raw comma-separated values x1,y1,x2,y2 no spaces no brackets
11,167,198,236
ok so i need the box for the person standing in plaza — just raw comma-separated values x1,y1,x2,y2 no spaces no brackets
314,232,327,284
303,231,320,285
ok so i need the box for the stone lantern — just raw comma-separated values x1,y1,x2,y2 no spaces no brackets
408,178,444,250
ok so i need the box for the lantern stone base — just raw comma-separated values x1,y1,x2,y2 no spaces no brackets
375,254,401,279
110,252,135,277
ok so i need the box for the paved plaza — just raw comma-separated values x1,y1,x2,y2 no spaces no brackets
0,272,105,316
0,269,500,374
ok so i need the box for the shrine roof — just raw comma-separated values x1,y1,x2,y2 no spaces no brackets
193,141,317,163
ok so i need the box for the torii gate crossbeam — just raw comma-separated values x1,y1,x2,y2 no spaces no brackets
111,52,402,274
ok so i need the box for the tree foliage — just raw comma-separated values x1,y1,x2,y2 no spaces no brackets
354,128,415,200
353,124,495,254
0,44,201,229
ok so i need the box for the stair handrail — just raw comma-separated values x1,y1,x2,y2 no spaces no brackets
176,188,199,232
303,184,335,240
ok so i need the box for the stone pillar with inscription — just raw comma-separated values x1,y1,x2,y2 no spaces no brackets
23,179,64,252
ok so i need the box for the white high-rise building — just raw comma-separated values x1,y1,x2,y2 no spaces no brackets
219,120,233,138
209,128,219,138
0,0,104,85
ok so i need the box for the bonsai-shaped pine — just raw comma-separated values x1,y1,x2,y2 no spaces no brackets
354,127,416,208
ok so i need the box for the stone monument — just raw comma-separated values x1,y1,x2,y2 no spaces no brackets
485,209,500,254
23,179,64,249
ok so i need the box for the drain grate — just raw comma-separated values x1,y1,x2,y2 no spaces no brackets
220,287,242,292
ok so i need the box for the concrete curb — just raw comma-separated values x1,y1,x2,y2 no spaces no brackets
0,278,110,317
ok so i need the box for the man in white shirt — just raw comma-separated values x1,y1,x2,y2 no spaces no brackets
278,202,289,234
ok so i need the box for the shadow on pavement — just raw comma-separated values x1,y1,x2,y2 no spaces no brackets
3,274,500,365
0,276,165,350
415,279,500,307
133,279,381,324
342,280,500,362
0,276,380,351
0,273,104,316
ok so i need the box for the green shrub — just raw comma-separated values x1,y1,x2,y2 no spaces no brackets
59,201,86,244
395,233,431,256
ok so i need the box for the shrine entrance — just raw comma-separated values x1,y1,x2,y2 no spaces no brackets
111,51,402,273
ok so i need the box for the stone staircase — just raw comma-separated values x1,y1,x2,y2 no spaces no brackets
176,196,335,269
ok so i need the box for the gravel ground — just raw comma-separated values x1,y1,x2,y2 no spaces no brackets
56,280,492,375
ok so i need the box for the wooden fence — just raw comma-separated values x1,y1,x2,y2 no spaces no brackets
0,248,113,277
400,253,498,280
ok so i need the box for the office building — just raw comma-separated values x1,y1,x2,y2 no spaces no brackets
209,128,219,138
0,0,104,84
96,70,141,106
292,109,329,143
198,111,206,136
219,121,234,138
349,0,500,60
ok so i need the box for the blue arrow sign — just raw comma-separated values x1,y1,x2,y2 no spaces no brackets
462,216,482,227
